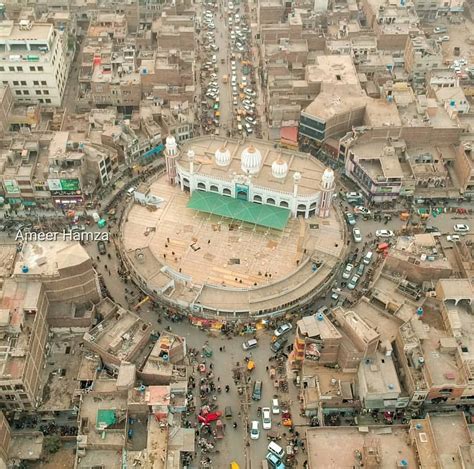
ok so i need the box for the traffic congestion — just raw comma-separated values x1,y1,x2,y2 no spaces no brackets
198,0,261,138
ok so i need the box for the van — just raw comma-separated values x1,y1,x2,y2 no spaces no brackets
363,251,373,265
211,54,217,63
268,441,285,459
252,380,262,401
126,187,136,197
266,453,285,469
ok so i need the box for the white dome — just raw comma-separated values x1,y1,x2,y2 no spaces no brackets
272,157,288,179
166,135,176,146
215,146,231,167
241,144,262,174
321,168,335,188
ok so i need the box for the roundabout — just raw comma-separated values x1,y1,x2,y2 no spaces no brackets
120,136,346,319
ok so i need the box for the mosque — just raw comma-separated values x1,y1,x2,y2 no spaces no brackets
163,135,336,222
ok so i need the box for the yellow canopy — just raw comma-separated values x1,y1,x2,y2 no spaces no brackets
230,463,240,469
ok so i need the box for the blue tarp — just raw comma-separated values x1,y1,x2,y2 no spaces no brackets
142,144,165,159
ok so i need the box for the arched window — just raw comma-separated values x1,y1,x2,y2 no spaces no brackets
210,185,219,192
297,203,306,210
223,187,231,196
254,195,262,203
197,182,206,191
310,202,317,209
183,178,190,186
266,198,276,205
280,201,289,208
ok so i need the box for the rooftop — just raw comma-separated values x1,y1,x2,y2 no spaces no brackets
306,55,361,87
0,21,52,41
13,241,91,278
297,314,342,340
306,425,417,468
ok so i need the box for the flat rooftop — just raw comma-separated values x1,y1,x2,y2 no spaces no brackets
0,21,52,41
306,55,360,86
13,241,90,277
0,242,17,279
298,314,342,340
306,426,417,468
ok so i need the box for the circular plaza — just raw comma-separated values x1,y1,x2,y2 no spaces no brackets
120,136,346,319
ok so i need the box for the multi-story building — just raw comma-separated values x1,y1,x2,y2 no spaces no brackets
0,20,70,106
0,84,13,135
0,411,11,466
453,142,474,197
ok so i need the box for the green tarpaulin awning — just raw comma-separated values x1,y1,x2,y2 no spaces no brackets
187,191,290,230
96,409,116,429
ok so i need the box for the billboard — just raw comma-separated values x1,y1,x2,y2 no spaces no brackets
47,178,81,192
4,179,20,194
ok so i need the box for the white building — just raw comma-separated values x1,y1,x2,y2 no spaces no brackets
165,136,336,219
0,20,69,106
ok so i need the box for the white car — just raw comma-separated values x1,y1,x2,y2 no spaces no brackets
353,227,362,243
453,224,470,233
262,407,272,430
244,88,256,97
347,274,360,290
342,263,354,280
250,420,260,440
375,229,394,238
271,398,280,415
274,323,292,337
447,234,460,242
354,206,370,215
242,338,258,350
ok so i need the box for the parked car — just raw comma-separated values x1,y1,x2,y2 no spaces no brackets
244,88,256,97
433,26,448,33
331,288,341,300
375,229,394,238
262,407,272,430
453,224,470,233
97,240,107,255
274,323,292,337
356,263,365,276
345,191,363,203
346,213,356,225
270,337,287,353
250,420,260,440
342,263,354,280
447,234,460,242
272,398,280,415
354,206,370,215
243,338,258,350
437,35,450,42
352,227,362,242
347,274,360,290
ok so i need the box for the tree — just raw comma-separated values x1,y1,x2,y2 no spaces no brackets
44,435,62,454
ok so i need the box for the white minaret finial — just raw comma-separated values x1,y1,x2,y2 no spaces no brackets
293,172,301,197
188,149,195,175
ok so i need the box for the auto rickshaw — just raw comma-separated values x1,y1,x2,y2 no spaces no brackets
247,360,255,372
202,346,213,358
230,462,240,469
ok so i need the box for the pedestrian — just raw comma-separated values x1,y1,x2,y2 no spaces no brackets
209,363,213,370
266,366,269,372
219,346,222,352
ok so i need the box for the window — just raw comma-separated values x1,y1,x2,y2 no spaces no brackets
43,90,49,95
38,66,44,72
33,80,39,85
35,90,42,95
15,90,22,95
45,98,51,103
41,80,47,85
17,66,23,72
9,66,15,72
29,66,36,72
38,98,44,103
22,90,29,95
13,80,19,85
0,66,4,72
20,81,26,86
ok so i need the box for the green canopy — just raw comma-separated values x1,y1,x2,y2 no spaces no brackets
96,409,116,429
187,191,290,230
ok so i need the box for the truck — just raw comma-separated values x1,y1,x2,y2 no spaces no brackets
222,75,228,84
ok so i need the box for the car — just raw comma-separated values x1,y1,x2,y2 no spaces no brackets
356,263,365,276
270,337,287,353
246,116,256,125
354,206,370,215
345,191,363,200
250,420,260,439
437,35,450,42
347,274,360,290
433,26,447,34
71,225,86,233
375,229,394,238
266,452,285,469
453,224,470,233
331,288,341,300
342,263,354,280
97,240,107,255
274,323,292,337
244,122,253,134
352,227,362,243
271,398,280,415
244,88,256,97
243,338,258,350
447,234,460,242
346,212,356,226
231,63,237,71
262,407,272,430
